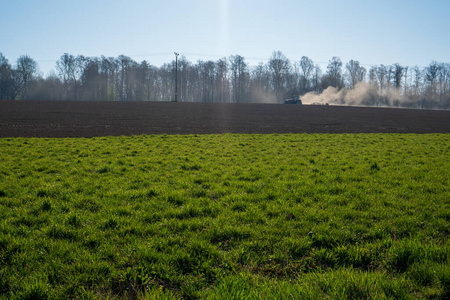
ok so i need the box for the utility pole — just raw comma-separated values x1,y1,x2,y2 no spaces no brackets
404,66,408,95
174,52,179,102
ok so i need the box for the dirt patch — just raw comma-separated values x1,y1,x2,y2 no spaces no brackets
0,100,449,137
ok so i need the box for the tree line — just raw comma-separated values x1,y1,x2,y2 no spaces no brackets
1,51,449,109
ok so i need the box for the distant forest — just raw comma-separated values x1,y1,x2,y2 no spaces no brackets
1,51,449,109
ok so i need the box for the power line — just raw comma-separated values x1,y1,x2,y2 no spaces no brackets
33,52,432,69
130,53,173,57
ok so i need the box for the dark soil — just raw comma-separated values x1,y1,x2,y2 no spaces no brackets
0,100,449,137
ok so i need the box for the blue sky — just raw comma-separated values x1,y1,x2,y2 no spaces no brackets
1,0,449,76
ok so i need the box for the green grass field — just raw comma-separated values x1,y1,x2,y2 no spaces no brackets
0,134,449,299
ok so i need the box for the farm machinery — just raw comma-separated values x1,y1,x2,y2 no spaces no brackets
284,95,302,104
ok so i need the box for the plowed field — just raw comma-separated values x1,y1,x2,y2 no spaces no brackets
0,100,449,137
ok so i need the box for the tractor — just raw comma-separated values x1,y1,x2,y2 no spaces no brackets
284,95,302,104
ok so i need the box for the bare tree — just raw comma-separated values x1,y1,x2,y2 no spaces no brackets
81,58,103,100
393,63,404,89
425,61,440,95
376,65,387,91
252,63,270,91
409,66,422,106
0,53,16,99
386,65,394,89
368,66,377,86
443,63,450,109
325,56,343,89
116,55,138,101
249,62,272,102
98,56,119,101
16,55,38,99
345,59,366,89
403,66,409,94
215,58,230,103
437,63,449,108
56,53,77,83
56,53,78,99
197,60,215,102
299,56,314,93
176,56,191,102
268,51,291,97
312,64,322,92
229,55,248,103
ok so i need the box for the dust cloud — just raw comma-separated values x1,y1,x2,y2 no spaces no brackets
250,89,278,103
301,82,417,107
